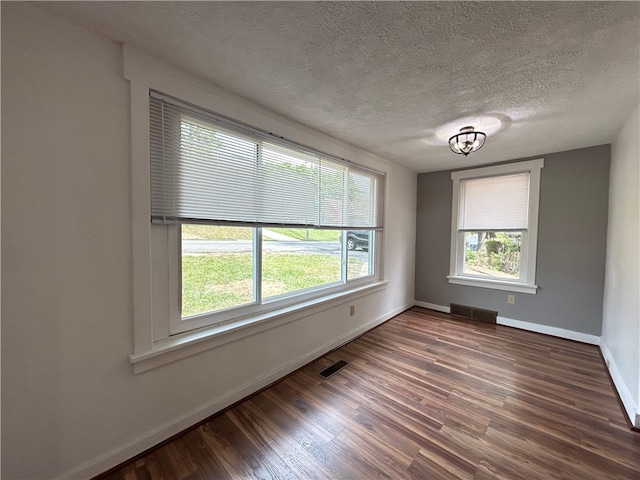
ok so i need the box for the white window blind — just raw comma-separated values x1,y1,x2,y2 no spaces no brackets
458,173,530,230
150,92,384,229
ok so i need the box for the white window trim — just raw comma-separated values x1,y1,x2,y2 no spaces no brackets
124,45,387,373
448,159,544,294
131,280,387,373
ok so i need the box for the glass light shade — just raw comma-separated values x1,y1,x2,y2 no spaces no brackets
448,126,487,156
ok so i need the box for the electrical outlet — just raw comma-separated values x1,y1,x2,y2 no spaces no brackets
349,305,355,316
507,294,515,304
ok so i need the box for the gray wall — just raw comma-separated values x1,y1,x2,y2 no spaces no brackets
415,145,610,335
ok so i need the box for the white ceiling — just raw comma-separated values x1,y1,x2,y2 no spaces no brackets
36,1,640,173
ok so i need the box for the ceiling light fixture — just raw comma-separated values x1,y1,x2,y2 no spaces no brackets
448,126,487,156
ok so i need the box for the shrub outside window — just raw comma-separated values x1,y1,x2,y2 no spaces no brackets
463,231,522,279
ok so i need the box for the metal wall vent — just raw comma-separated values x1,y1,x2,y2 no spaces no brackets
319,360,349,378
450,303,497,324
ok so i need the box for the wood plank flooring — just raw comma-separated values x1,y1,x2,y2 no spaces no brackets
99,307,640,479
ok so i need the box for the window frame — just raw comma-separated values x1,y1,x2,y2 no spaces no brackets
124,48,387,373
169,226,377,335
155,93,383,335
448,159,544,294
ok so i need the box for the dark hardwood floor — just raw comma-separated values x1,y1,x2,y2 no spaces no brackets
100,307,640,479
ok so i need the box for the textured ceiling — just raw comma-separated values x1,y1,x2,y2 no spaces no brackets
36,1,640,172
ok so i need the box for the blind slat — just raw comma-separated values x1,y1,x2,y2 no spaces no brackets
150,93,384,229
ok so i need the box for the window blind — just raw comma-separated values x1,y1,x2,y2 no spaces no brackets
458,173,530,230
150,92,384,229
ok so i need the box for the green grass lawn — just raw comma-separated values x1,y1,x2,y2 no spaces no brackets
262,252,341,292
182,253,254,317
182,252,364,317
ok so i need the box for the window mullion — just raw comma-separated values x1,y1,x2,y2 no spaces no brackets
519,230,528,282
255,227,262,304
255,142,263,304
168,224,182,333
341,231,348,283
457,230,466,276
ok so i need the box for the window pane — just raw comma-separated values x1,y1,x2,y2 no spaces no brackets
463,231,521,279
262,228,341,298
181,225,254,318
346,230,373,280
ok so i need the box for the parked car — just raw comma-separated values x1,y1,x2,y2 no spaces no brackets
346,230,370,251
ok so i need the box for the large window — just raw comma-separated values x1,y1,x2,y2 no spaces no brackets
150,92,384,335
176,224,375,333
448,159,543,294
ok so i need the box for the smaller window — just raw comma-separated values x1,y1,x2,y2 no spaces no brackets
448,159,544,294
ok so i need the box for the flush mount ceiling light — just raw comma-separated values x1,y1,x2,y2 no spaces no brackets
448,126,487,156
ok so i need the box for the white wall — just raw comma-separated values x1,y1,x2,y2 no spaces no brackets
601,104,640,427
1,4,417,478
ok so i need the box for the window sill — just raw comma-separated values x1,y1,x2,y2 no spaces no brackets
129,280,388,373
447,275,538,294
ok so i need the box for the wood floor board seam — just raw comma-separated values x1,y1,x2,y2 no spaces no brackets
96,307,640,480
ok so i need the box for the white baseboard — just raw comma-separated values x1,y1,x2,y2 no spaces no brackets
496,316,601,345
62,302,412,479
600,339,638,427
414,300,600,345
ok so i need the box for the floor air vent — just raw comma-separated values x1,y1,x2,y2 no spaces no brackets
450,303,497,324
319,360,349,378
